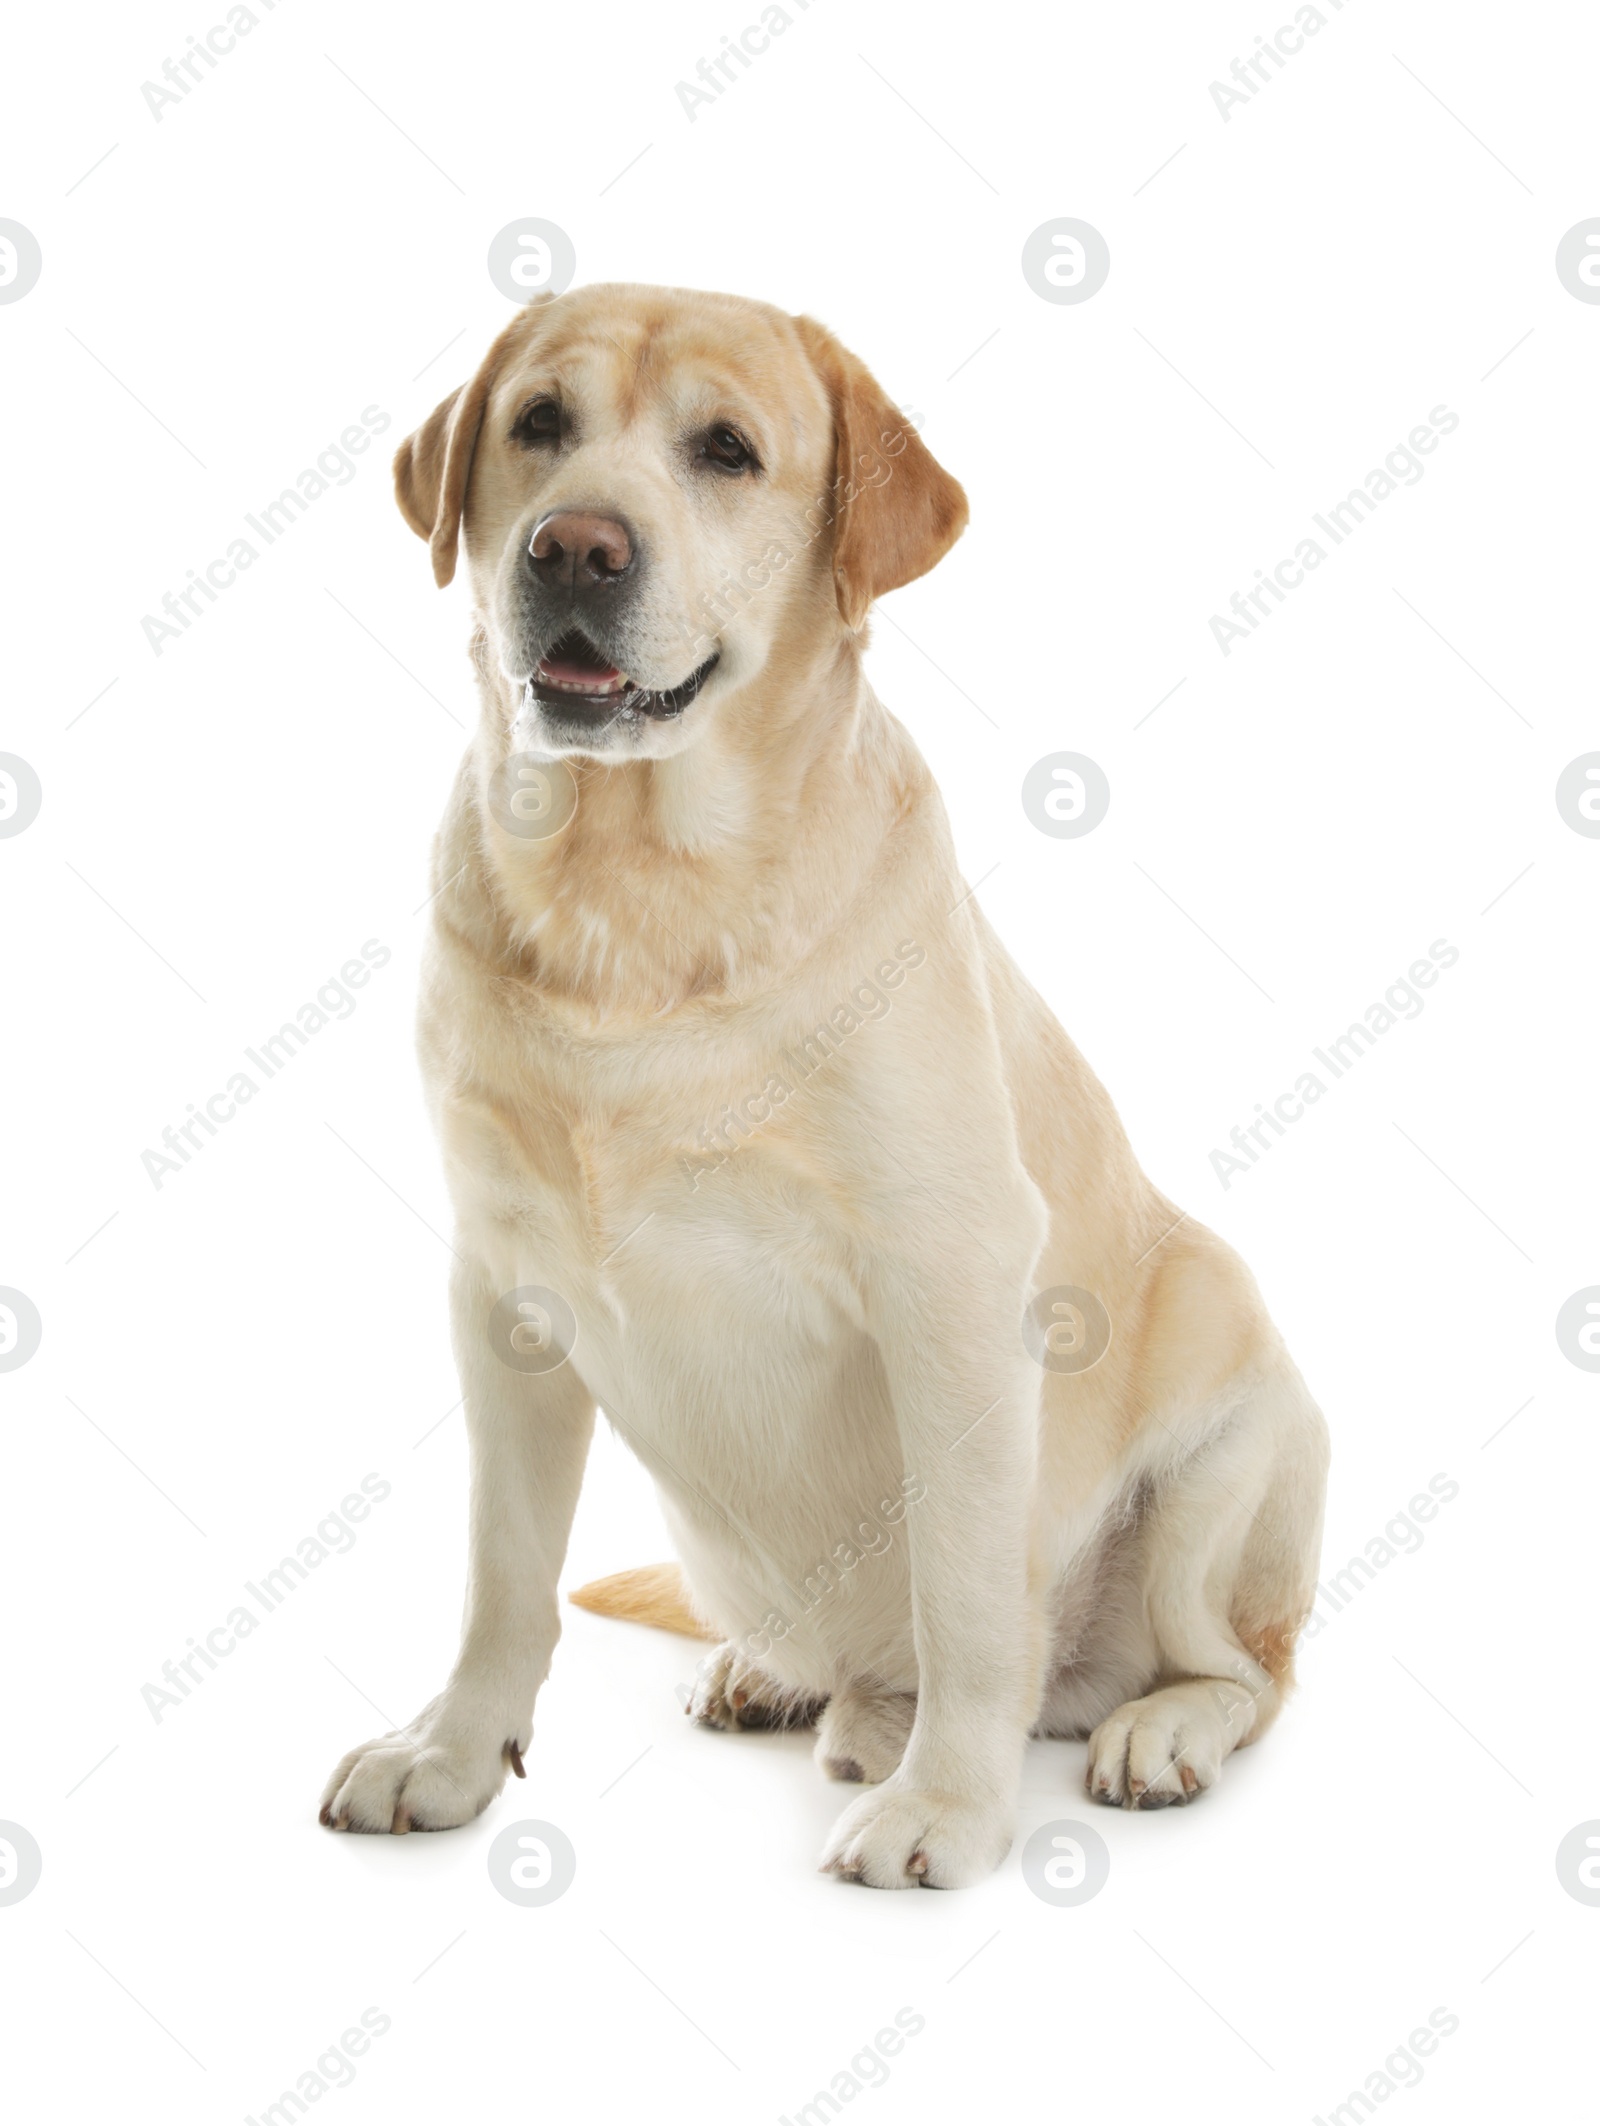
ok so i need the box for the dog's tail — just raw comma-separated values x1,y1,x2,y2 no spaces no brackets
568,1562,715,1640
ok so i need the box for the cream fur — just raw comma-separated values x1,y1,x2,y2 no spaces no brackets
319,284,1329,1886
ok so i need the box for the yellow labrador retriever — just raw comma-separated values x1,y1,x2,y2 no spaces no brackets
319,284,1329,1887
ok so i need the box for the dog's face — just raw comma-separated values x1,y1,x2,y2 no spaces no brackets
394,284,969,759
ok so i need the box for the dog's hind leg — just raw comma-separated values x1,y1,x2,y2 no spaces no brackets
686,1641,824,1732
1083,1353,1328,1809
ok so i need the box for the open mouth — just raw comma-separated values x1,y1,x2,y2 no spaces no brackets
525,631,719,723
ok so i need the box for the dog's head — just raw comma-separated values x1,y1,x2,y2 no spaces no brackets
394,284,968,758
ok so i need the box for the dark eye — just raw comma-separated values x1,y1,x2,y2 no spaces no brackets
513,396,563,447
699,422,757,473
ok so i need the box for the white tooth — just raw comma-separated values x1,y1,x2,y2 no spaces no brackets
533,667,632,696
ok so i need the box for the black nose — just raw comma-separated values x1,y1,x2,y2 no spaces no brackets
527,510,634,590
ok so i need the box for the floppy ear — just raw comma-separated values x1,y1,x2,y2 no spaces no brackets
393,301,550,588
792,314,969,629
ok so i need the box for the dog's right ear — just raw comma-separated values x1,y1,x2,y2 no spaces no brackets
393,299,552,588
393,383,478,588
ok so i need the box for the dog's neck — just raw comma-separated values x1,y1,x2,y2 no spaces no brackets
434,622,918,1022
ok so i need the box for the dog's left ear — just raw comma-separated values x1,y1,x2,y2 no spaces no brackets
394,298,552,588
793,315,969,629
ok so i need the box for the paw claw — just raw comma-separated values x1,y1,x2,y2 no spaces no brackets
507,1740,526,1779
1085,1689,1228,1812
319,1703,512,1833
686,1642,816,1732
821,1783,1012,1890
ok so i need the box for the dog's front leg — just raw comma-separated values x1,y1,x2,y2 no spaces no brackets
319,1254,594,1833
821,1252,1046,1889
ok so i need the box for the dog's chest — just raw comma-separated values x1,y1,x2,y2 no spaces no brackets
438,1013,871,1421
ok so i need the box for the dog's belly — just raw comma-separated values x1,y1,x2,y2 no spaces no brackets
458,1128,923,1695
581,1237,923,1696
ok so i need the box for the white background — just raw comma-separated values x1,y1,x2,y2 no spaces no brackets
3,1,1596,2119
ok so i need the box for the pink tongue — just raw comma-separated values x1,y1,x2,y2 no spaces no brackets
539,651,620,684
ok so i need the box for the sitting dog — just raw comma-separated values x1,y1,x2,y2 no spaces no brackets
319,283,1329,1888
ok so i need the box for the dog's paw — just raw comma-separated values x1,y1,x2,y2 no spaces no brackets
319,1696,525,1834
814,1684,915,1784
1085,1688,1226,1809
684,1643,818,1732
820,1779,1013,1889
